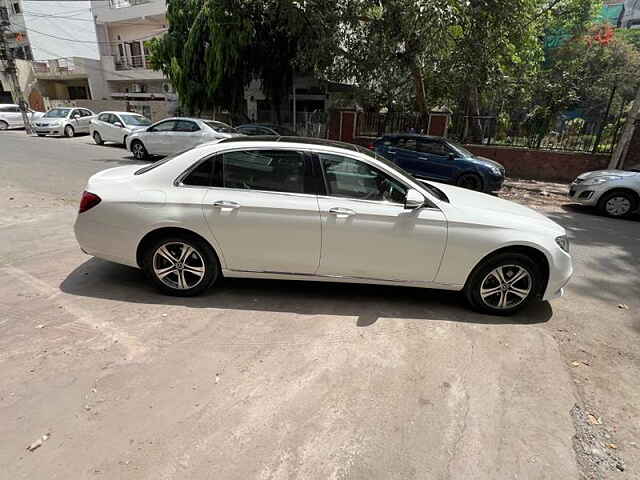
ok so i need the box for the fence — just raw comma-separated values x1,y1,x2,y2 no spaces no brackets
450,111,625,154
358,111,427,137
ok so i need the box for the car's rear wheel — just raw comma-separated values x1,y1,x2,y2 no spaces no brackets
142,234,220,296
465,252,540,315
93,131,103,145
64,125,75,138
457,173,483,191
131,140,148,160
0,120,8,130
597,190,637,218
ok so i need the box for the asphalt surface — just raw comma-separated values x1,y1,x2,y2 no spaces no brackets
1,130,639,479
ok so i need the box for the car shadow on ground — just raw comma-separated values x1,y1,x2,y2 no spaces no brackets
60,258,553,327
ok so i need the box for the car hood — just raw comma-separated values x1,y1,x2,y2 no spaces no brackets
576,169,639,180
471,155,504,171
429,181,564,235
125,125,148,132
36,118,66,125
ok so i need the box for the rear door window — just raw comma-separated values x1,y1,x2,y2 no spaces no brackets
175,120,200,132
149,120,177,132
396,137,417,151
221,149,307,194
417,139,449,155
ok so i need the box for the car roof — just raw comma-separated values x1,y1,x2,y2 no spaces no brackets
99,111,144,115
383,133,444,141
219,135,362,152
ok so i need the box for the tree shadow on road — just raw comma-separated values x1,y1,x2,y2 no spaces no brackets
60,258,553,327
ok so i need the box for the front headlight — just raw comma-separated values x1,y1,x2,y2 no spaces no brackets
582,176,622,186
51,121,61,127
555,235,570,253
488,166,502,176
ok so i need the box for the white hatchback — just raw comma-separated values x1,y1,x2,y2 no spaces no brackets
125,117,242,159
74,137,573,315
90,111,152,146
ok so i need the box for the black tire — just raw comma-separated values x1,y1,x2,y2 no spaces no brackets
597,190,638,219
142,234,220,296
64,125,75,138
0,120,8,130
131,140,148,160
93,131,103,145
456,172,484,192
37,133,46,137
464,252,541,316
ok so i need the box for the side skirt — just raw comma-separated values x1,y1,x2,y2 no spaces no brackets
222,269,464,291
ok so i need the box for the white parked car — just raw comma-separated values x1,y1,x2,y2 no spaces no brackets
0,103,44,130
90,111,152,146
569,169,640,218
74,137,572,315
33,107,95,137
125,117,242,160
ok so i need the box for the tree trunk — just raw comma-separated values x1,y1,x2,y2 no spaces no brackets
468,86,484,143
413,67,428,132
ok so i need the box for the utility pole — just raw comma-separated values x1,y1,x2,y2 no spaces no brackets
608,84,640,170
0,6,32,134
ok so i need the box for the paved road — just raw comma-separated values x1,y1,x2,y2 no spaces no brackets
1,131,638,479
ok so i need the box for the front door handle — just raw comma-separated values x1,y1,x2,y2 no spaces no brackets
329,207,355,217
213,200,240,209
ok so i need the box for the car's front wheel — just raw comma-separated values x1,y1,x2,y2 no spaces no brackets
597,190,637,218
131,140,148,160
465,252,540,315
93,131,103,145
142,234,220,296
457,172,483,191
64,125,75,138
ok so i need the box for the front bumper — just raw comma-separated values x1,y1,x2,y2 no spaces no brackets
34,127,62,136
568,181,607,206
485,175,505,192
542,248,573,301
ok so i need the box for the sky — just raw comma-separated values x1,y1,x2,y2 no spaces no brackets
22,1,100,60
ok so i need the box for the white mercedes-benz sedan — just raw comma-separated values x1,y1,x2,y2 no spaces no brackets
74,137,572,315
125,117,242,160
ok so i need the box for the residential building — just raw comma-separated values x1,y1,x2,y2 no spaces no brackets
0,0,32,102
91,0,175,118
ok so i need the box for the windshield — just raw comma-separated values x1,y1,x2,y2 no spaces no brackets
204,121,238,134
445,140,474,157
120,114,151,126
44,108,71,118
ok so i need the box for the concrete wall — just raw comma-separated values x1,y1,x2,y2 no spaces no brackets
464,145,611,182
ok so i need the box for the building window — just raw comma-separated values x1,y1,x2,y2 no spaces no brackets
13,2,21,14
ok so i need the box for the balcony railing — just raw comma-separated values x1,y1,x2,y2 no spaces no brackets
32,58,79,74
114,54,152,70
109,0,152,8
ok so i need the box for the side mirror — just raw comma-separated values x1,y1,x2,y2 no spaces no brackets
73,113,81,119
404,188,425,210
114,121,123,128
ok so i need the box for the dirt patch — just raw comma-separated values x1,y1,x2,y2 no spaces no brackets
500,178,570,212
570,404,626,479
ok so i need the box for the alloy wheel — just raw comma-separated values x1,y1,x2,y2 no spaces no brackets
480,264,532,310
605,196,631,217
65,125,74,137
132,142,146,159
0,121,8,130
152,242,206,290
458,174,482,191
93,132,102,144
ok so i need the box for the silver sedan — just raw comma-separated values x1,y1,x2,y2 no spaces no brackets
33,107,95,137
569,169,640,218
126,117,243,159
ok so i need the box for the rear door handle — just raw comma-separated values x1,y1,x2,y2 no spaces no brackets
329,207,355,217
213,200,240,209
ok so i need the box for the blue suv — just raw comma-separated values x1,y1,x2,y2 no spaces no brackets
374,134,505,192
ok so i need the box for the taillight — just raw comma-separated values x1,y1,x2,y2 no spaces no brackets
79,191,101,213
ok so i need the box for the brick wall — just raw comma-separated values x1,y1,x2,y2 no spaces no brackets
462,145,610,182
